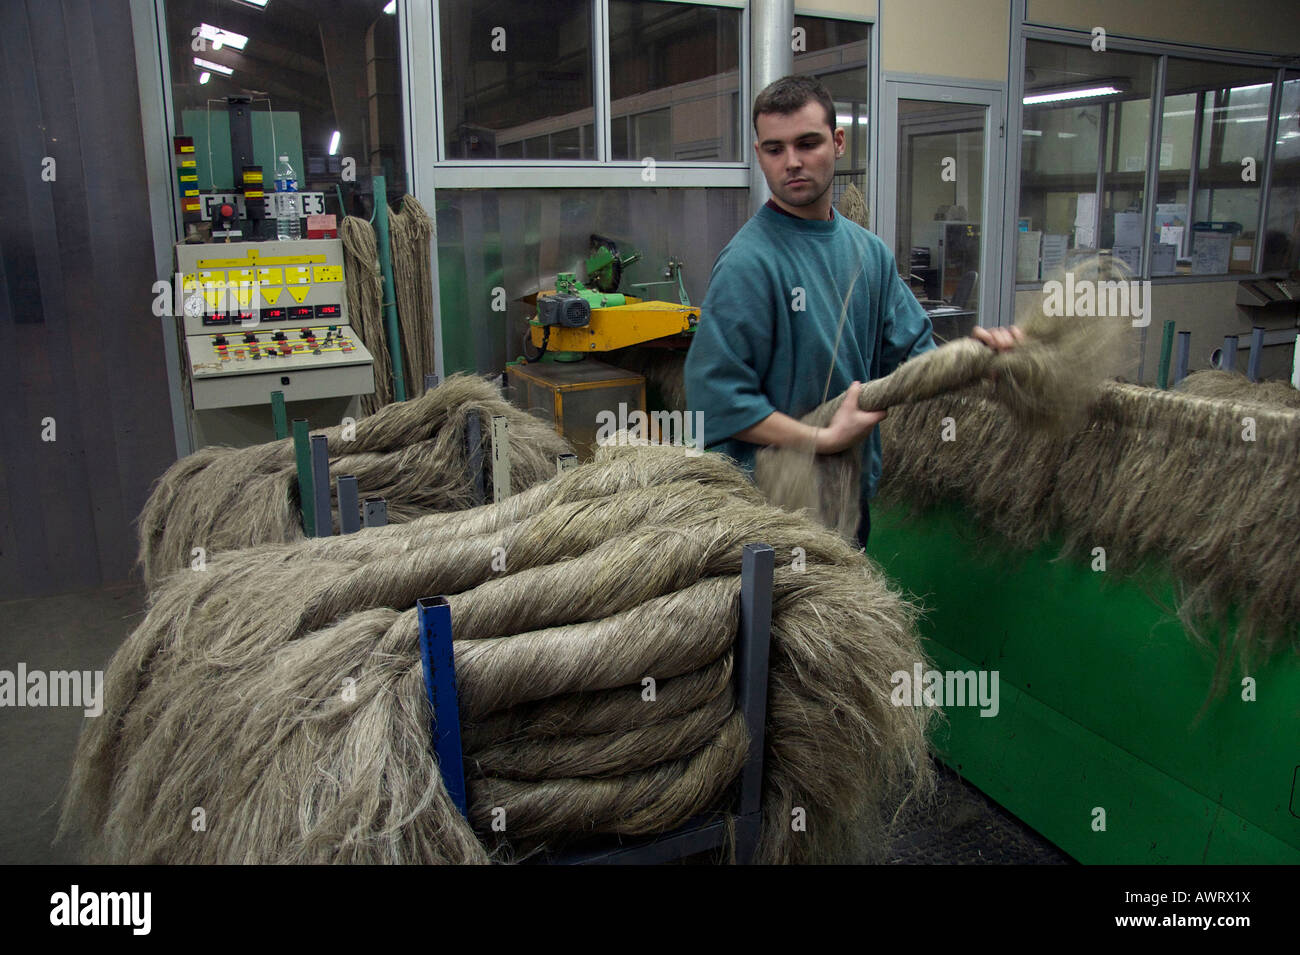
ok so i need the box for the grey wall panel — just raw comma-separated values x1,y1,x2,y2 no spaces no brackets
0,0,176,601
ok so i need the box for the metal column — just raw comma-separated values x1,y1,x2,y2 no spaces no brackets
747,0,794,215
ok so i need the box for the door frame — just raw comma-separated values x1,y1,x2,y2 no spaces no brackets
878,75,1007,327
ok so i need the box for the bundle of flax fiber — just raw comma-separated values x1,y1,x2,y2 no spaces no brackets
1176,369,1300,410
877,375,1300,684
340,214,393,414
137,374,572,590
756,255,1130,539
64,442,932,864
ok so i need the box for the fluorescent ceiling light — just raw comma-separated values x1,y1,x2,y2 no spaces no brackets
194,57,234,76
199,23,249,50
1024,86,1122,105
328,130,341,155
231,0,269,8
1021,129,1043,137
199,71,211,84
384,0,396,13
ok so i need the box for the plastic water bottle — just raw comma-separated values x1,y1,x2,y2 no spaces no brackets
274,155,300,241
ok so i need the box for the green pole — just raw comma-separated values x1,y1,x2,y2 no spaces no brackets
292,418,316,537
373,175,407,402
271,390,288,440
1157,320,1176,390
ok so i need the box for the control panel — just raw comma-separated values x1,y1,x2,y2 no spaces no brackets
176,238,375,410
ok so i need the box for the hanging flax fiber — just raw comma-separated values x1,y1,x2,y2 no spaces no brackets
389,195,438,389
66,442,933,864
340,214,393,414
876,379,1300,682
835,182,869,228
756,256,1131,538
138,375,572,590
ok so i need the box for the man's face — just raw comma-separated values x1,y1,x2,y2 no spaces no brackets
753,101,845,213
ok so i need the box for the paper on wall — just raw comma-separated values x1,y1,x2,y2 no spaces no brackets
1017,231,1042,282
1041,234,1069,275
1192,232,1232,274
1114,212,1143,249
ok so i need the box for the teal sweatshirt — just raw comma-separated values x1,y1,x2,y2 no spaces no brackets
684,204,935,504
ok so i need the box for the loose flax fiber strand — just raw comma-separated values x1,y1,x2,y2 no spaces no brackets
65,443,933,864
137,374,572,590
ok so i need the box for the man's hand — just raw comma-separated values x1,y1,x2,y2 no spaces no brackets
818,381,887,455
972,325,1026,352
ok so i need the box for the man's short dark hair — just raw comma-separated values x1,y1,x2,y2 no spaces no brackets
752,75,836,134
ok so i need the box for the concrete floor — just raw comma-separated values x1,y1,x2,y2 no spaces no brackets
0,582,1071,865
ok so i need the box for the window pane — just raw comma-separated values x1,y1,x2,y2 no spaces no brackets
1156,58,1276,275
440,0,594,160
792,17,871,208
1018,40,1155,281
434,187,748,374
164,0,405,220
609,0,741,161
1264,71,1300,272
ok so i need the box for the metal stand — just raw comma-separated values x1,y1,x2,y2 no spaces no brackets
415,542,776,865
292,418,316,537
271,391,288,440
363,497,388,528
1247,326,1265,382
337,475,360,534
466,414,486,506
1173,331,1191,386
310,434,332,537
417,597,467,817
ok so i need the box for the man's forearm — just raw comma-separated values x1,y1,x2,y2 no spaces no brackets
734,411,825,453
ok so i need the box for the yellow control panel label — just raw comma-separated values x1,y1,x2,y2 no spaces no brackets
287,285,312,303
313,265,342,283
229,268,257,283
199,270,225,288
261,286,283,305
284,266,312,285
255,267,283,284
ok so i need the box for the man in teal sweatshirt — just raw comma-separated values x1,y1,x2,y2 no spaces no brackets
684,75,1020,547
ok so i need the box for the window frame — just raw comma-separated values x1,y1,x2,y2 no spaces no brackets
428,0,751,188
1014,26,1292,289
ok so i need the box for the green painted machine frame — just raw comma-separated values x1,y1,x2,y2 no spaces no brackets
870,503,1300,864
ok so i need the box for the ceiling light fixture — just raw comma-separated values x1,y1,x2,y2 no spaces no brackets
194,56,234,76
1024,85,1122,105
199,23,249,50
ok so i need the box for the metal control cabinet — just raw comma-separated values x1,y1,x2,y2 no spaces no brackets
176,238,375,410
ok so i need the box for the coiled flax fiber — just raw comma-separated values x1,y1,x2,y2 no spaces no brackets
137,374,572,591
66,443,932,864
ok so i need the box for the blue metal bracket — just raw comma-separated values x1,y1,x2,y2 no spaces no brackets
1173,331,1191,386
1247,326,1265,382
310,434,332,537
1222,335,1239,372
337,475,360,534
417,596,467,818
363,497,388,528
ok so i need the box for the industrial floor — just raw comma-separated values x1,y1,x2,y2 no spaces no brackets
0,582,1073,865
